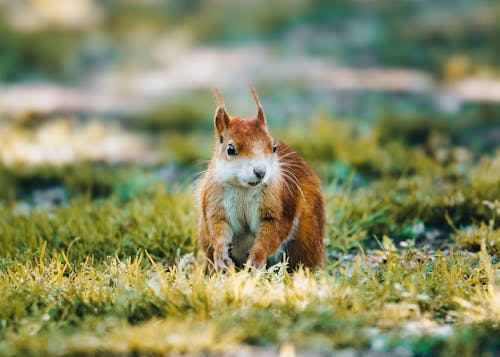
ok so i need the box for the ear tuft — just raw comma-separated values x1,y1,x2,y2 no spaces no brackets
250,86,266,126
214,106,230,133
214,88,225,107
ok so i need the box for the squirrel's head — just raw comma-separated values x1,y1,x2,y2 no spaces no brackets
212,87,279,188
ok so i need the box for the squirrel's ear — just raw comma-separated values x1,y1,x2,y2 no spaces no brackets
214,105,230,133
250,86,266,126
213,88,230,133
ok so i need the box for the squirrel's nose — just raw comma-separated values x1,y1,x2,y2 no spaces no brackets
253,167,266,180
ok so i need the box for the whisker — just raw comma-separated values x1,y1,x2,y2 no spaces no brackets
282,174,305,201
278,157,300,165
280,164,304,173
281,169,302,188
192,171,208,179
279,162,305,169
279,175,294,198
191,166,217,181
280,169,306,201
278,152,298,160
193,159,212,166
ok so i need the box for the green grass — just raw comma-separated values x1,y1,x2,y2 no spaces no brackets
1,112,500,356
1,243,500,355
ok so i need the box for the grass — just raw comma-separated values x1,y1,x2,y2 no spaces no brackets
1,112,500,356
0,185,197,263
1,244,500,355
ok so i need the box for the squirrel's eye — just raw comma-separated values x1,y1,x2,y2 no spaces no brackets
272,142,277,153
227,144,237,156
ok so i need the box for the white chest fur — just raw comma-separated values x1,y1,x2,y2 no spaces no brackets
223,186,263,265
223,186,262,235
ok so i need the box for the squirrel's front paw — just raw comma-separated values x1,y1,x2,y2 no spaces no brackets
213,243,233,270
247,249,266,269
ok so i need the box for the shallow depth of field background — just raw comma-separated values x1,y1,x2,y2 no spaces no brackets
1,1,500,356
1,1,500,170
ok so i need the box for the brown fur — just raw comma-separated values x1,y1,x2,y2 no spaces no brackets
197,87,325,270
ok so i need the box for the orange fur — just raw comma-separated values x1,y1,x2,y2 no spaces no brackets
198,87,325,270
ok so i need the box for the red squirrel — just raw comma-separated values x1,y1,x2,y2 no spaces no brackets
197,87,324,270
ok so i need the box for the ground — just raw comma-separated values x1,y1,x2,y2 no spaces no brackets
1,111,499,356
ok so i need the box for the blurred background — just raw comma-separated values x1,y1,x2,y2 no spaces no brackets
0,0,499,204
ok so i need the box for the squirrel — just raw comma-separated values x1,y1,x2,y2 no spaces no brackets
197,87,324,270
